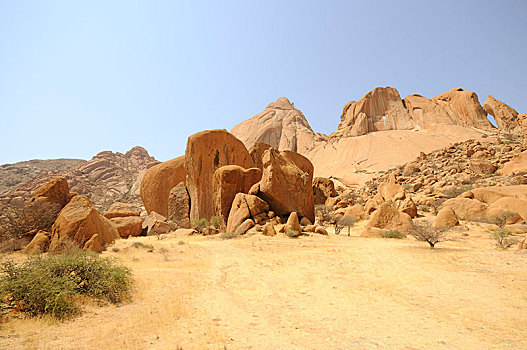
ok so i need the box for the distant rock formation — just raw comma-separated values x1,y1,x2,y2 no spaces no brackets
334,87,495,138
483,95,521,134
0,146,158,211
231,97,326,153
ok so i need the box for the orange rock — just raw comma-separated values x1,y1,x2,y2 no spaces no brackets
83,234,102,253
231,97,320,153
23,230,50,254
483,95,520,134
404,94,455,127
366,202,412,232
168,182,191,229
140,156,186,216
50,195,119,251
226,193,269,233
435,207,459,229
313,177,336,205
499,151,527,176
110,216,144,238
25,177,70,231
185,129,255,222
440,198,488,221
104,202,141,219
212,165,262,224
258,148,315,222
432,88,493,130
248,142,272,170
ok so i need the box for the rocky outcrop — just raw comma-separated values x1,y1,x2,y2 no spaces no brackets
140,156,186,217
231,97,322,153
432,88,493,130
257,148,315,222
248,142,272,170
366,202,412,231
185,129,255,222
24,177,70,231
142,211,172,236
212,165,262,224
49,195,119,251
167,182,191,228
110,216,144,238
104,202,141,219
499,150,527,176
336,87,415,138
404,94,455,127
226,193,269,233
483,95,520,134
313,177,336,205
23,230,50,254
435,207,459,229
1,146,158,211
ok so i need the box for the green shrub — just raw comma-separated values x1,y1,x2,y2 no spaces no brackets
192,218,209,232
285,229,300,238
382,230,406,239
0,250,133,319
490,228,517,249
210,216,223,230
219,232,238,240
488,211,517,228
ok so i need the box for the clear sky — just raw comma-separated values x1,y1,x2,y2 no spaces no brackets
0,0,525,164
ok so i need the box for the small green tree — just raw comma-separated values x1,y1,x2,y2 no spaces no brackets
487,211,518,249
192,218,209,233
409,222,447,248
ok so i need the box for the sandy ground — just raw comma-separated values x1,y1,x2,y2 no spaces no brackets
0,227,526,350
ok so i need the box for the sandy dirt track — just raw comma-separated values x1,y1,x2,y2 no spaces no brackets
1,231,526,350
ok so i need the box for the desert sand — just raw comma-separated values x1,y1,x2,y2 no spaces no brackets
1,224,526,350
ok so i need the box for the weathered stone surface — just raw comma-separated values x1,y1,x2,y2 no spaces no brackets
248,142,272,170
499,151,527,176
483,95,520,134
50,195,119,251
337,87,415,138
234,219,255,235
313,177,336,205
262,222,277,236
440,198,488,221
404,94,455,127
226,193,269,233
435,207,459,228
486,197,527,222
142,211,172,236
110,216,144,238
185,129,255,223
83,234,102,253
25,177,70,231
470,160,497,175
258,148,315,222
284,212,302,236
167,182,191,229
23,230,50,254
432,88,493,130
212,165,262,224
315,226,328,235
231,97,321,153
104,202,141,219
140,156,186,216
366,202,412,231
344,204,367,220
30,176,69,208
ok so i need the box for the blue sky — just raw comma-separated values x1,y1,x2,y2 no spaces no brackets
0,0,525,164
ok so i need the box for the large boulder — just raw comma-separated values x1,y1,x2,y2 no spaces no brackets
167,182,191,229
142,211,172,235
432,88,493,130
366,202,412,232
284,212,302,237
25,177,70,231
337,87,415,137
248,142,272,170
258,148,315,222
439,198,488,221
226,193,269,233
486,197,527,223
470,160,497,175
499,151,527,176
212,165,262,224
23,230,50,254
49,195,119,251
231,97,320,154
185,129,255,222
435,207,459,229
483,95,521,134
140,156,186,216
104,202,141,219
109,216,144,238
378,174,405,201
313,177,336,205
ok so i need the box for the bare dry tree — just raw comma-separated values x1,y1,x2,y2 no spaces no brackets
409,221,448,248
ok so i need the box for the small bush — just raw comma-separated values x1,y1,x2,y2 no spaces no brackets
219,232,238,240
382,230,406,239
192,218,209,232
490,228,517,249
409,222,447,248
488,211,517,229
285,229,300,238
0,250,133,319
443,185,473,199
210,216,223,230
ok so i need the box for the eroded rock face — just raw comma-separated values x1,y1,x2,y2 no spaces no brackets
23,230,50,254
435,207,459,229
226,193,269,233
104,202,141,219
432,88,493,130
231,97,322,153
185,129,255,222
140,156,186,217
50,195,119,251
25,177,70,231
404,94,455,127
366,202,413,232
499,150,527,176
483,95,520,134
212,165,262,224
248,142,272,170
313,177,336,205
258,148,315,222
110,216,144,238
337,87,415,137
167,182,191,229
